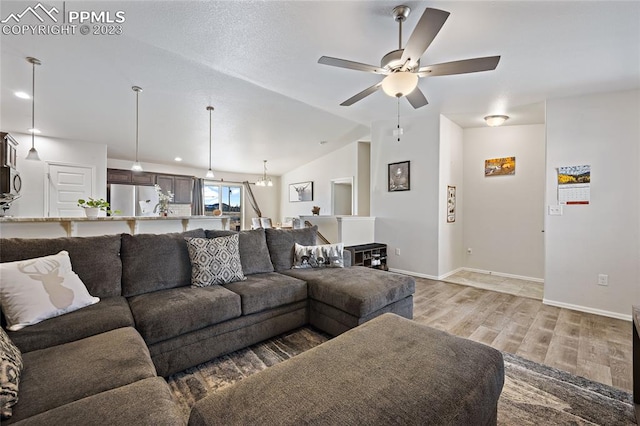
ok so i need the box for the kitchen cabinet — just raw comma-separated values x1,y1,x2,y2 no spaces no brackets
107,168,155,186
156,174,193,204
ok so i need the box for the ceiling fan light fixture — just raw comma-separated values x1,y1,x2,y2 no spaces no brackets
484,115,509,127
381,71,418,98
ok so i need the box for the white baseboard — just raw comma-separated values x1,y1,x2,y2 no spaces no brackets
389,267,632,322
437,267,463,281
388,268,440,281
462,267,544,283
543,298,632,322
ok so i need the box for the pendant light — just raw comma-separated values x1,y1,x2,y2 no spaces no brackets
25,57,41,161
131,86,143,171
205,106,215,178
256,160,273,187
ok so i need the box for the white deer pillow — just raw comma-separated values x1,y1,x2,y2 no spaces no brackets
0,251,100,331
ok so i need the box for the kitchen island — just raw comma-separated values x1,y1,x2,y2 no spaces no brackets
0,215,230,238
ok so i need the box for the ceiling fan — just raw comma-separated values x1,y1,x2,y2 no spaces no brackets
318,5,501,109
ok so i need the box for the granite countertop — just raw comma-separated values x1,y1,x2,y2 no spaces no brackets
0,215,226,222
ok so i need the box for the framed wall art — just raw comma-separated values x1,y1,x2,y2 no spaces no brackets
289,181,313,202
447,186,456,223
388,161,410,192
485,156,516,176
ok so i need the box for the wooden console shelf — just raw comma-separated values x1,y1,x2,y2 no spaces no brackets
346,243,388,271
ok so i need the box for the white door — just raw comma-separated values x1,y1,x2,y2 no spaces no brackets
47,163,94,217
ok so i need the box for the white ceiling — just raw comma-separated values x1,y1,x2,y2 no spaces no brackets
1,1,639,175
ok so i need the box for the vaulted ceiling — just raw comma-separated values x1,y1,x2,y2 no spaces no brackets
1,1,638,175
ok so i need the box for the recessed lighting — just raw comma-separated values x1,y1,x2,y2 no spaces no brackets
174,157,182,162
27,128,41,134
15,91,30,99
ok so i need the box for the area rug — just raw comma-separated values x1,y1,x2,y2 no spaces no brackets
167,327,636,425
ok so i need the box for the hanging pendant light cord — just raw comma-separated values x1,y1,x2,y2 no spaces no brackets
209,108,212,170
31,60,36,150
397,97,401,142
135,90,139,162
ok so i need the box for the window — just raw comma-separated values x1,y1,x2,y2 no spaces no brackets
203,183,243,231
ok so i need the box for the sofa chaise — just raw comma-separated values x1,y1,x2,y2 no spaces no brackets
0,226,416,424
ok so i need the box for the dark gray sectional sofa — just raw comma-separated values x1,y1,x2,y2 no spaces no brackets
0,226,415,424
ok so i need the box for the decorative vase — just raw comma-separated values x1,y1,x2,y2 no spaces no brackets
84,207,100,218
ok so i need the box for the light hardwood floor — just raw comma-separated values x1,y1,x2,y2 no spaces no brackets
412,277,633,392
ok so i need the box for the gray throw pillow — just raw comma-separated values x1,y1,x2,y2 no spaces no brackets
0,327,23,419
205,229,274,275
186,235,246,286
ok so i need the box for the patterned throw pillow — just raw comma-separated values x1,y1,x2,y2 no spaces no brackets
293,242,344,269
0,327,23,419
186,235,246,286
0,251,100,331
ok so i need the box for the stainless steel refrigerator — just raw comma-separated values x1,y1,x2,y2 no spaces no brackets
109,184,160,216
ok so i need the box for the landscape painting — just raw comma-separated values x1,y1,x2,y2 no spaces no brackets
485,157,516,176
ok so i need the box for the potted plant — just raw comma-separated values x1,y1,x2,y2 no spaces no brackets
77,198,120,218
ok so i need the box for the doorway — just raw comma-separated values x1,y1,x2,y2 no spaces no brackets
331,177,354,216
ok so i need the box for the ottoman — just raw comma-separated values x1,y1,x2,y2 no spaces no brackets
189,313,505,426
284,267,415,335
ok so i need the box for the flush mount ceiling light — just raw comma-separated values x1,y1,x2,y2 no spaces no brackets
256,160,273,187
205,106,215,179
484,115,509,127
131,86,143,172
381,71,419,98
25,57,41,161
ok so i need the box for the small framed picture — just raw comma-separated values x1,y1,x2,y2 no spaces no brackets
447,186,456,223
388,161,410,192
289,181,313,202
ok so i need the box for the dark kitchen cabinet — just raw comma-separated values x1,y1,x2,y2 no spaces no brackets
156,174,193,204
107,168,155,186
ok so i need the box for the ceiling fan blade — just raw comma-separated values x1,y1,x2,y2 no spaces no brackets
340,82,383,106
318,56,387,74
406,87,429,109
401,8,450,69
418,56,501,77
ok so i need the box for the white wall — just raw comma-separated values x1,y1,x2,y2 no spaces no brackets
544,89,640,319
280,142,358,219
462,124,546,280
438,116,464,277
371,113,441,277
357,141,371,216
107,158,280,230
8,133,107,217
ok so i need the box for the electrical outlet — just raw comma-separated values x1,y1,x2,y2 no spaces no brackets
395,248,401,256
467,248,473,254
597,274,608,286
